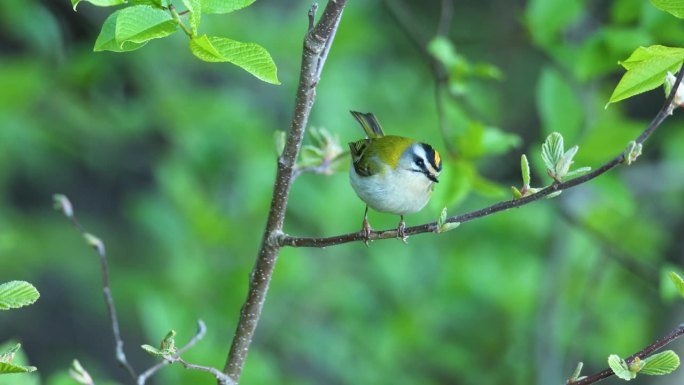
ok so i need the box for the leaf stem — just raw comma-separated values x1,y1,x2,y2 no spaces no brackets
169,4,193,37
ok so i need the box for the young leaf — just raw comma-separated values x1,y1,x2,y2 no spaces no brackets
189,35,280,84
0,281,39,310
53,194,74,218
608,354,637,380
669,271,684,298
541,132,564,173
200,0,255,14
72,0,126,11
651,0,684,18
556,145,578,178
641,350,680,375
94,10,148,52
564,166,591,179
608,45,684,105
69,359,93,385
521,154,530,187
0,344,36,374
115,5,178,47
141,344,164,356
569,362,584,382
83,233,105,256
511,186,522,199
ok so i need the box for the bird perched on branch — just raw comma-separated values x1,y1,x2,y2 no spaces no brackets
348,111,442,243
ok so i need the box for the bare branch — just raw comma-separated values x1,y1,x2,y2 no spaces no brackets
54,194,137,380
278,69,684,248
221,1,347,383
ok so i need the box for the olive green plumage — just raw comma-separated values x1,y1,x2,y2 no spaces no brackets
348,112,414,176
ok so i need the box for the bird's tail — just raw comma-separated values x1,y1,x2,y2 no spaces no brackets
350,111,385,138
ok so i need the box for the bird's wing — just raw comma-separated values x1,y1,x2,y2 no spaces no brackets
349,139,384,177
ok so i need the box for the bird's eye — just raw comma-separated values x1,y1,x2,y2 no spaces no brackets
414,157,425,168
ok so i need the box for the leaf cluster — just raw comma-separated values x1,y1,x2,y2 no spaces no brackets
73,0,279,84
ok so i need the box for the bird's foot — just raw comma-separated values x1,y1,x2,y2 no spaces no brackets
361,216,372,247
397,216,408,244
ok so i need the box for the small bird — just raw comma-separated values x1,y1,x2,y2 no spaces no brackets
348,111,442,243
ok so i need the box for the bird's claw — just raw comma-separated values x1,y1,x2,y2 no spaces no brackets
397,217,408,244
362,216,372,247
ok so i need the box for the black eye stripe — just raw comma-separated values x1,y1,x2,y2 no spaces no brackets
420,143,442,172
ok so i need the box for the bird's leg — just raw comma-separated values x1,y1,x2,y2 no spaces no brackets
361,205,372,246
397,215,408,244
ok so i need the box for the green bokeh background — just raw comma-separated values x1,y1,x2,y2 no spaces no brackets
3,0,684,384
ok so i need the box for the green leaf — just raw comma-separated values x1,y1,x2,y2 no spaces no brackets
521,154,530,187
94,10,148,52
72,0,126,11
160,330,177,352
525,0,582,47
541,132,564,173
437,207,447,229
556,145,578,178
564,166,591,179
200,0,255,14
189,35,280,84
0,281,39,310
669,271,684,298
130,0,165,6
608,354,637,380
141,344,164,356
182,0,201,36
115,5,178,46
0,362,37,374
608,45,684,104
641,350,680,375
651,0,684,18
536,67,583,141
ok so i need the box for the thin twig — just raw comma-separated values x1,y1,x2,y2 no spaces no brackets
278,68,684,248
221,1,347,383
569,324,684,384
137,320,208,385
53,195,137,380
170,357,233,385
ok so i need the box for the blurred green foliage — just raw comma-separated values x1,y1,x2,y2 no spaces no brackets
3,0,684,384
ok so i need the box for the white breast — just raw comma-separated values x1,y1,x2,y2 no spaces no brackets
349,165,434,215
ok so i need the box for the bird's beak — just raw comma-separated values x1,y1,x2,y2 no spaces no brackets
427,173,439,183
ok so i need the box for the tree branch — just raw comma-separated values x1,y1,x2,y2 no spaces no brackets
53,194,137,380
278,68,684,248
221,1,347,383
569,324,684,384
